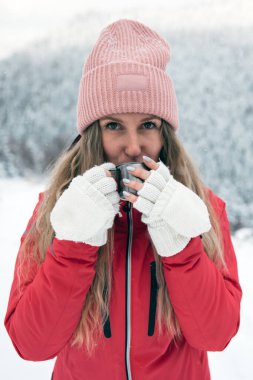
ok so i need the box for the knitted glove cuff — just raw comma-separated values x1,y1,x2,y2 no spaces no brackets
84,229,108,247
147,222,191,257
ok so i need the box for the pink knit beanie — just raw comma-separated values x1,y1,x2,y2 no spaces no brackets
76,19,179,134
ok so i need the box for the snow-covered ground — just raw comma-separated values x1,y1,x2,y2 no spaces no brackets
0,178,252,379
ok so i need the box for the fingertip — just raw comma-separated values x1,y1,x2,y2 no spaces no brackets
143,155,152,163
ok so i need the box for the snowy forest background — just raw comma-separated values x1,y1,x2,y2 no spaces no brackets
1,2,253,379
0,10,252,230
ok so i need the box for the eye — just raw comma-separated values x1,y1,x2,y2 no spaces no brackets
105,122,120,130
142,121,157,129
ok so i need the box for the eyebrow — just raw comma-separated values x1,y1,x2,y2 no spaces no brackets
100,115,160,122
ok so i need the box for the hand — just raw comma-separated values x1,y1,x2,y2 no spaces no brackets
121,157,160,203
123,156,211,256
50,162,120,246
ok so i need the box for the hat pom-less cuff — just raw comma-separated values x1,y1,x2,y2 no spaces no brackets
76,62,179,134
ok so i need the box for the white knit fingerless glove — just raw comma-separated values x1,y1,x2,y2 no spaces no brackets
50,163,120,246
133,161,211,257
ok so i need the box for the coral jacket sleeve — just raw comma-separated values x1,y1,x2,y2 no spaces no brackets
4,193,99,360
161,202,242,351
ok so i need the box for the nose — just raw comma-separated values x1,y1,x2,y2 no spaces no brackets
124,131,142,159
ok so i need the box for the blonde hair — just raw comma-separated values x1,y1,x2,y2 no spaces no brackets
18,120,226,356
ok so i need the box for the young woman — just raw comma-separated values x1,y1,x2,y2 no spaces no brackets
5,19,242,380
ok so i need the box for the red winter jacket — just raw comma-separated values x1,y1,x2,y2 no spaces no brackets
5,188,242,380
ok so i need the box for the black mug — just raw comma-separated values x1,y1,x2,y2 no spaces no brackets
109,162,150,198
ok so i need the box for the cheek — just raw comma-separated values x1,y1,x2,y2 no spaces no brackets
147,134,162,153
102,135,120,158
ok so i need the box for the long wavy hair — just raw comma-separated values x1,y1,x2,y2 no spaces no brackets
18,119,226,356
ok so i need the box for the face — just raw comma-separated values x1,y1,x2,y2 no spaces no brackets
99,113,163,165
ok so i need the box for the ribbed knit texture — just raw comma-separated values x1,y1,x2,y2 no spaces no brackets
148,223,191,257
76,19,179,133
133,161,212,257
50,163,120,246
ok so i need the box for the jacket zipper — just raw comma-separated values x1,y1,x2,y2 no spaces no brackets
125,201,133,380
148,261,158,336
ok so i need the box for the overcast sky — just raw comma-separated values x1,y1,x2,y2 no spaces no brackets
0,0,252,60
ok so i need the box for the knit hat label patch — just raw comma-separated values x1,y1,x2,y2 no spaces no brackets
116,74,148,91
